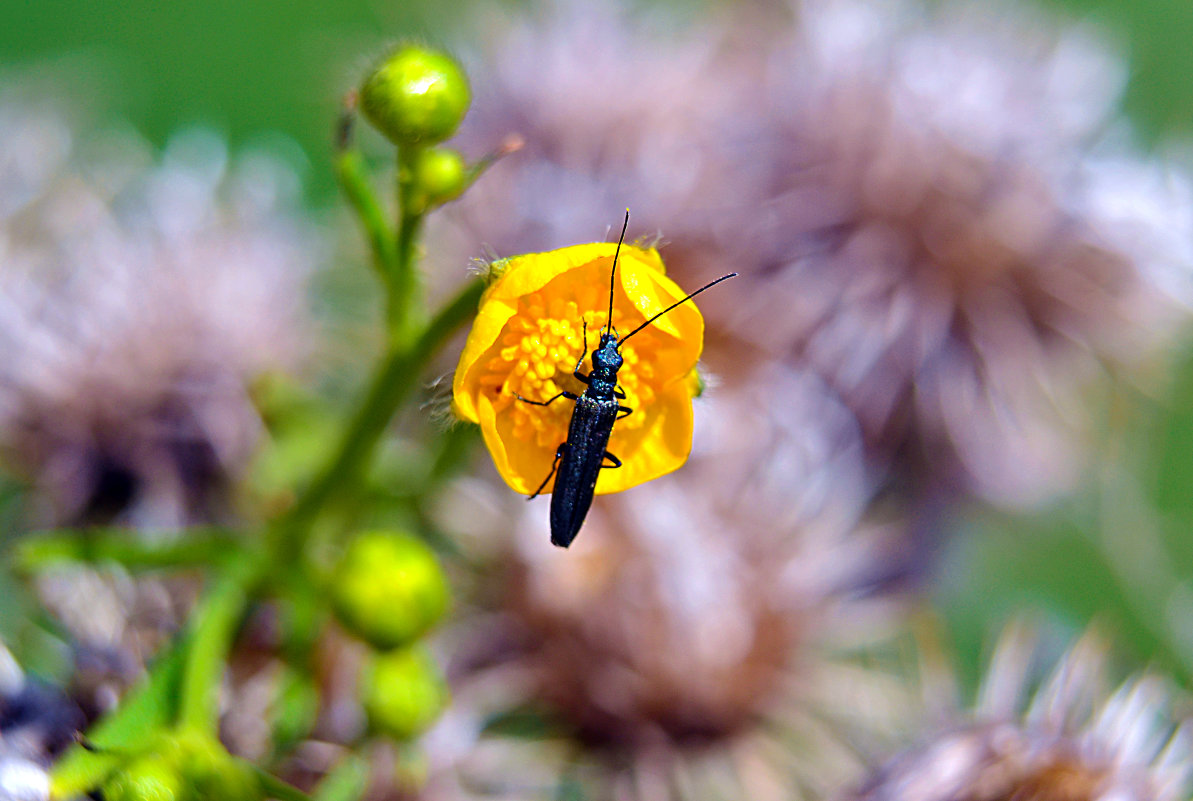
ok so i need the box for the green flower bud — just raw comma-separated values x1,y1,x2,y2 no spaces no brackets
102,754,183,801
331,530,450,650
360,645,449,741
413,147,467,207
360,46,470,145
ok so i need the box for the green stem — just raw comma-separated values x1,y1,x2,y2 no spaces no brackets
335,149,398,282
48,105,490,797
463,132,523,188
48,276,480,790
390,210,425,342
270,278,483,558
16,527,238,572
178,563,255,733
386,144,427,344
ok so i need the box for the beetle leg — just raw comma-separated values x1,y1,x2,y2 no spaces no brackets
616,405,633,419
602,451,622,468
516,390,579,406
613,384,626,399
529,443,568,499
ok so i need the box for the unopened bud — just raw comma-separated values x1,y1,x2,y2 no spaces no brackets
360,645,449,741
331,530,451,650
360,46,470,146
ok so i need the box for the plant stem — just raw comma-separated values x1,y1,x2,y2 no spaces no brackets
51,266,482,796
16,527,238,572
270,277,483,558
52,106,489,794
390,210,425,342
335,150,398,282
177,562,255,733
389,145,426,345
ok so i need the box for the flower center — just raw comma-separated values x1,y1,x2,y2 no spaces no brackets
479,287,656,449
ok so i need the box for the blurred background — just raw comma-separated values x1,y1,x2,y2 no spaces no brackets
4,0,1193,798
3,0,1193,198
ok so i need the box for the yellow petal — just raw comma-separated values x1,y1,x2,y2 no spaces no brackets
452,297,515,423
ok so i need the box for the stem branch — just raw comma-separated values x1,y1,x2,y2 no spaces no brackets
16,528,237,572
271,278,483,557
335,151,398,281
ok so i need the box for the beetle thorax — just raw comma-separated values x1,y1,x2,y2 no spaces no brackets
591,338,623,380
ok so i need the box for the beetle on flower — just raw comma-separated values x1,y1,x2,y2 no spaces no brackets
453,235,716,525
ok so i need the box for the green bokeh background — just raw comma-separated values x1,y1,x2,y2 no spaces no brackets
2,0,1192,175
0,0,450,199
4,0,1193,690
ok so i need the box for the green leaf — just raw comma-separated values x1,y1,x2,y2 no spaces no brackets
49,638,187,798
253,763,317,801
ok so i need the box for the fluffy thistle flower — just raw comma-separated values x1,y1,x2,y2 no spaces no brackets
844,625,1193,801
0,96,318,526
439,0,1193,510
722,0,1193,507
424,0,748,273
427,365,914,800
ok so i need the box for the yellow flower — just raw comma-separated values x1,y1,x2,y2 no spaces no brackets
453,242,705,496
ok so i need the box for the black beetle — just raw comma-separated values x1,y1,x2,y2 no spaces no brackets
516,212,737,547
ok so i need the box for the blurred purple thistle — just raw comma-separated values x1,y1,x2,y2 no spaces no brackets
0,98,320,528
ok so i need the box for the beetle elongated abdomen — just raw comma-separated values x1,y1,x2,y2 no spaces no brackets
549,394,618,547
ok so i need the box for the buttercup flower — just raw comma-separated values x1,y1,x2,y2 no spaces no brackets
452,242,704,496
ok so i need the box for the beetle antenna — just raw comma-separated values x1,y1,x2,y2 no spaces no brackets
618,272,739,347
606,209,630,339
